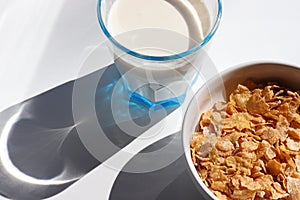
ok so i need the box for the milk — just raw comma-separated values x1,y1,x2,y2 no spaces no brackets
107,0,210,56
104,0,211,103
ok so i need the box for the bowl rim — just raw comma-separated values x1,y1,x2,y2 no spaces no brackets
182,61,300,199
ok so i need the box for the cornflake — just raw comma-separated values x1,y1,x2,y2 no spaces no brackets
190,81,300,200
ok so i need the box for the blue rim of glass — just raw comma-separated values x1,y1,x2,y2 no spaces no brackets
97,0,222,61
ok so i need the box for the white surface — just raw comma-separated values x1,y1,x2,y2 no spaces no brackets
49,105,185,200
209,0,300,69
0,0,104,112
1,0,300,199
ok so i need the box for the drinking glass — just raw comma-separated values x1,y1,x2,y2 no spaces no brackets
97,0,222,108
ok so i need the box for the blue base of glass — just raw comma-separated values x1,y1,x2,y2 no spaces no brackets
129,91,186,110
121,71,200,110
121,80,186,110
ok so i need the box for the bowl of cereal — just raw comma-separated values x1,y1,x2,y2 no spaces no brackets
183,62,300,200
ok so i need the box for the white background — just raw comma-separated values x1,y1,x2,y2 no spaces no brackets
0,0,300,199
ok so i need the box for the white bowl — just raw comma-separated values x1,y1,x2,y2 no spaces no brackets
182,62,300,199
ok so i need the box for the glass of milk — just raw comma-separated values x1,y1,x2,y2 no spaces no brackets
97,0,222,108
